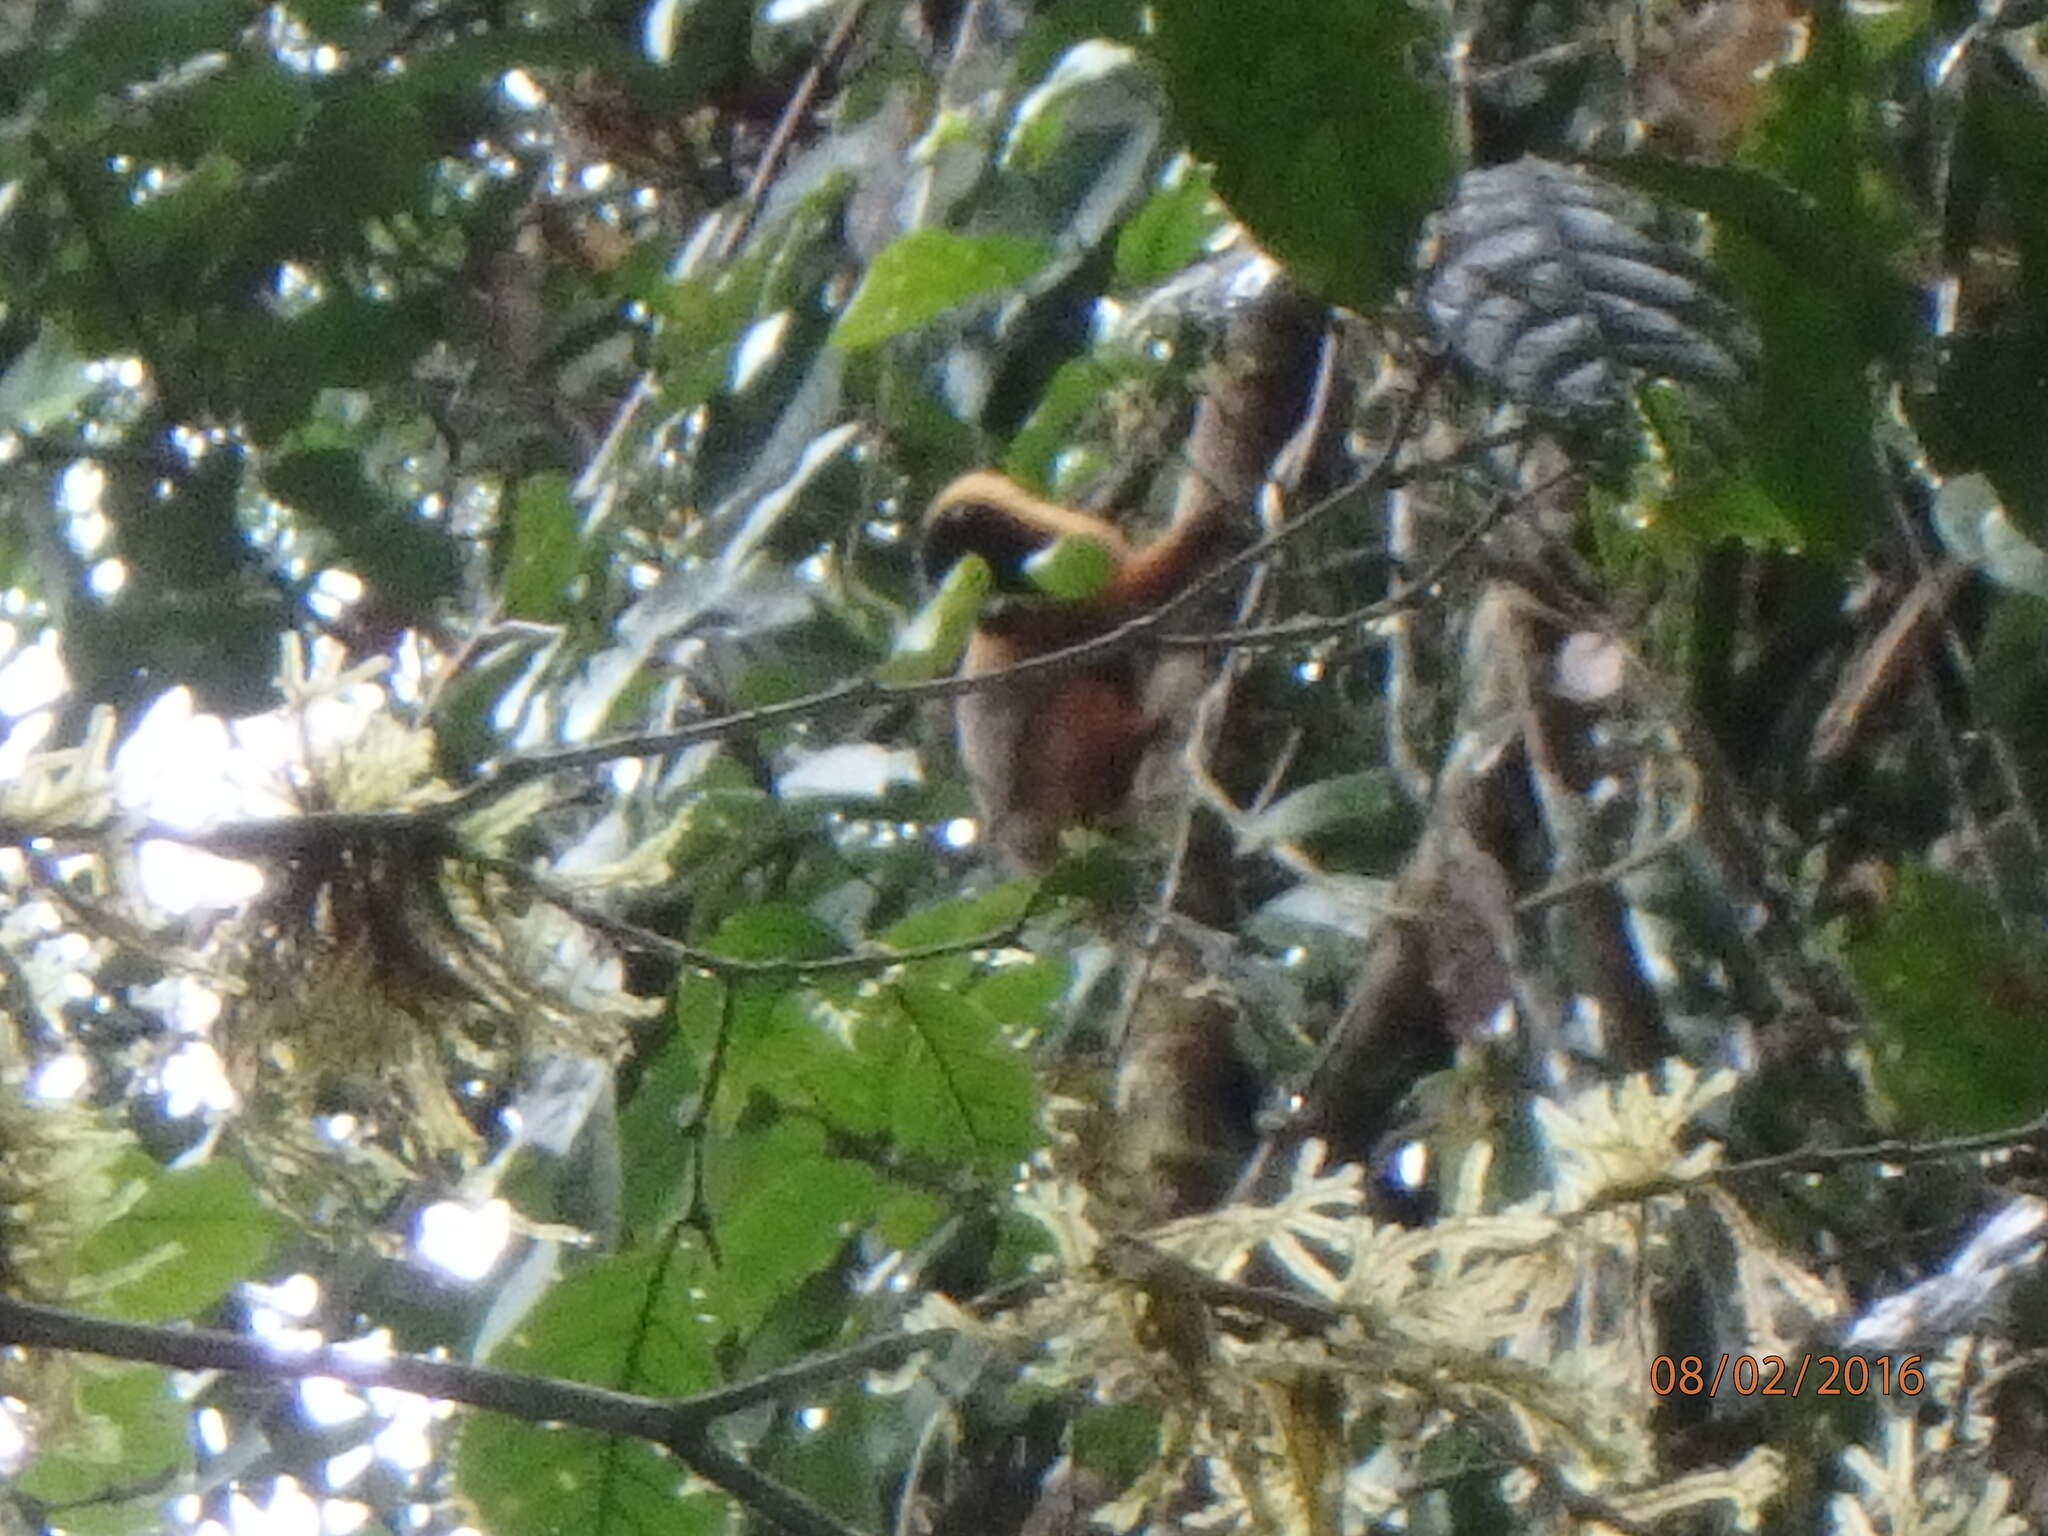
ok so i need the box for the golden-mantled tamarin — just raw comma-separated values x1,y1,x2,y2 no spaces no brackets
921,472,1241,868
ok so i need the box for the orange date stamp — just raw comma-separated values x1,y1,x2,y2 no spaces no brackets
1650,1353,1924,1397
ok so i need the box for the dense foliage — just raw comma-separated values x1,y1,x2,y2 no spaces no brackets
5,1,2048,1535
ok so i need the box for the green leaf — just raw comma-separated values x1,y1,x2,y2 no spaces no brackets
14,1363,188,1530
1602,7,1907,553
878,551,992,685
708,1119,886,1329
880,882,1038,950
265,448,461,606
1710,8,1896,549
1709,230,1874,552
101,153,245,309
1596,157,1915,364
78,1158,282,1322
267,447,380,531
1850,865,2048,1133
1150,0,1454,312
1635,382,1802,546
1911,67,2048,536
1590,158,1883,551
1665,467,1805,547
1023,531,1115,599
459,1419,726,1536
139,57,311,166
869,974,1040,1169
961,955,1068,1031
462,1240,723,1535
703,932,1039,1177
1114,167,1225,288
14,0,251,116
1237,770,1405,849
0,323,93,434
234,293,436,442
831,231,1051,351
707,903,847,964
483,1238,719,1387
618,1011,706,1244
504,473,581,620
1001,351,1153,489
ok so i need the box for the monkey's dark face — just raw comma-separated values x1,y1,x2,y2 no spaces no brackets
920,497,1063,593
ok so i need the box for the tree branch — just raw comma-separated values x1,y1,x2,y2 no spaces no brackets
0,1295,948,1536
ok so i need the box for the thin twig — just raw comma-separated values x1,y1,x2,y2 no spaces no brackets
464,850,1042,977
1585,1110,2048,1212
712,0,872,263
1515,760,1700,913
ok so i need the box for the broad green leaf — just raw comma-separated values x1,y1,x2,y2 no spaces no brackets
1001,351,1153,489
14,1362,188,1532
1023,531,1115,599
1150,0,1454,312
708,1118,886,1329
1635,382,1802,546
1636,220,1872,552
960,955,1067,1031
750,1379,890,1530
878,551,992,684
101,154,244,307
1237,770,1405,849
235,293,437,442
831,231,1051,351
137,58,310,166
1716,8,1895,550
699,929,1039,1176
0,323,93,434
619,1009,707,1244
463,1239,722,1535
1850,865,2048,1133
482,1238,719,1388
1114,167,1225,288
1669,469,1806,547
266,448,381,531
265,448,460,605
78,1158,282,1323
504,473,582,621
1597,157,1915,365
863,973,1040,1169
459,1419,726,1536
880,882,1038,950
1605,10,1906,552
707,903,847,964
1912,68,2048,536
8,0,250,117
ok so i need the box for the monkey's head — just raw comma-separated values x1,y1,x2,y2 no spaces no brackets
920,472,1132,595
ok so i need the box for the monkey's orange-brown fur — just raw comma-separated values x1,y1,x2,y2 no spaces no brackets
921,472,1237,867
